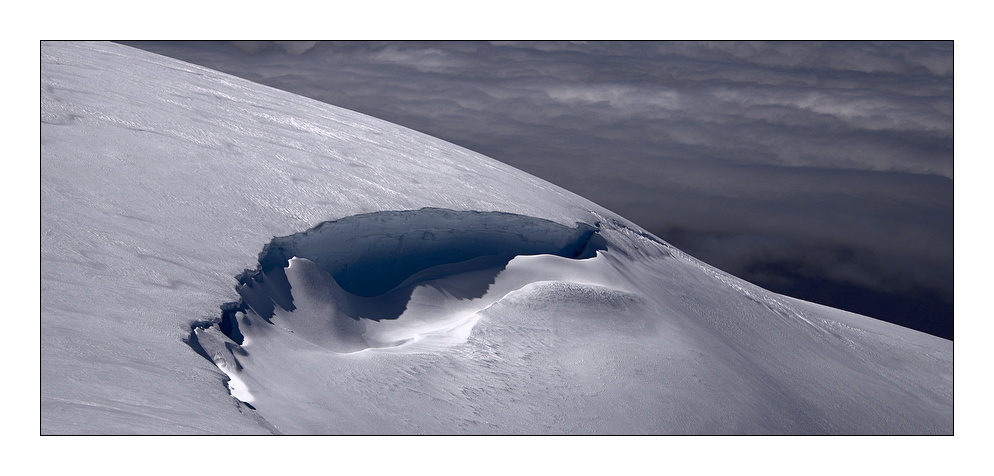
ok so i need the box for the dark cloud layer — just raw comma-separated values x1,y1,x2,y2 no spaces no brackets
121,41,954,339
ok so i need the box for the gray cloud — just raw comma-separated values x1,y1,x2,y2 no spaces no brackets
119,41,953,338
231,40,320,55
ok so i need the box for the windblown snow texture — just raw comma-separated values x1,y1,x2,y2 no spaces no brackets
41,41,952,435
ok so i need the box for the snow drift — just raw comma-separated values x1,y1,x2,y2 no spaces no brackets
41,41,953,434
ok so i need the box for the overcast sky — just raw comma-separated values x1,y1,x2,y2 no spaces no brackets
122,41,954,339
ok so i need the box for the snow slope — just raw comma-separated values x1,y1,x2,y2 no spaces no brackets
40,41,952,434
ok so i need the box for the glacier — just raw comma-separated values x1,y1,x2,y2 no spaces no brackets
40,41,952,434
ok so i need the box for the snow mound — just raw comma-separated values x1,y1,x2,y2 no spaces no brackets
187,208,676,429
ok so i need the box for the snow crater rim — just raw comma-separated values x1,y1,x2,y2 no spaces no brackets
189,208,607,350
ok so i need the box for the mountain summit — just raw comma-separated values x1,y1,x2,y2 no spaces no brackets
41,41,952,434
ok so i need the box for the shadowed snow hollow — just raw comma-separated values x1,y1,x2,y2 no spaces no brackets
192,208,622,355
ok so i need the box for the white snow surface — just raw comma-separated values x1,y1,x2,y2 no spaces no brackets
41,41,952,434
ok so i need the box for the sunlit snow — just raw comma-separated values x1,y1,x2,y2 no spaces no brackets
41,41,953,435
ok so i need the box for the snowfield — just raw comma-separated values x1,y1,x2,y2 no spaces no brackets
41,41,952,434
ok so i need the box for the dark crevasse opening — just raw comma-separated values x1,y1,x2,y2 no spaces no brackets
198,208,607,347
